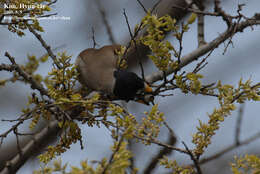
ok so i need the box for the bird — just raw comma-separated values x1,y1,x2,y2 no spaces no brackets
75,45,154,104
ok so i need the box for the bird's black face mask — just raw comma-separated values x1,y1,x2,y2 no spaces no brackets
113,70,145,102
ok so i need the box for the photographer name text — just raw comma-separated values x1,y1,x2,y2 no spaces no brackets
3,3,46,9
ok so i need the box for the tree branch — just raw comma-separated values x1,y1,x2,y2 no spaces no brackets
4,52,49,97
182,141,202,174
95,0,116,44
126,0,192,66
198,131,260,165
145,17,260,84
0,121,60,174
143,133,176,174
235,104,245,145
26,24,62,69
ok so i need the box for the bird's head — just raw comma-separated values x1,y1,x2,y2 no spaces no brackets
113,70,154,105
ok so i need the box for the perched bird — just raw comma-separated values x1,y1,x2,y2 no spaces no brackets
75,45,153,104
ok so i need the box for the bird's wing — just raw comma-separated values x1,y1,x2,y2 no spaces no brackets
76,45,121,94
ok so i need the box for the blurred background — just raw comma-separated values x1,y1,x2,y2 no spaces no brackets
0,0,260,173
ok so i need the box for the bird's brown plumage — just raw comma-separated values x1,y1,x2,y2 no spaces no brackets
75,45,121,94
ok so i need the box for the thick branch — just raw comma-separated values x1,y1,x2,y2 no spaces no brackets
145,18,260,84
0,121,60,174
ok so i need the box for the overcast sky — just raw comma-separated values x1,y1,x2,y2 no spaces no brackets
0,0,260,173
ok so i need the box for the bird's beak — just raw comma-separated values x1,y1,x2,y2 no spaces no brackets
144,83,153,93
135,83,154,105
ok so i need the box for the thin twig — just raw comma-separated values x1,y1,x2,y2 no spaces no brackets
177,22,184,65
136,0,148,14
198,131,260,165
192,48,214,73
182,141,202,174
14,128,22,157
134,134,188,154
128,140,135,172
102,137,124,174
231,83,260,103
143,122,176,174
4,52,49,97
0,114,33,146
123,9,134,41
123,9,145,81
95,0,116,44
101,117,187,155
172,4,219,17
47,0,58,6
151,0,163,14
235,104,245,145
0,14,4,23
163,121,176,140
91,27,98,48
26,23,62,69
214,0,231,27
